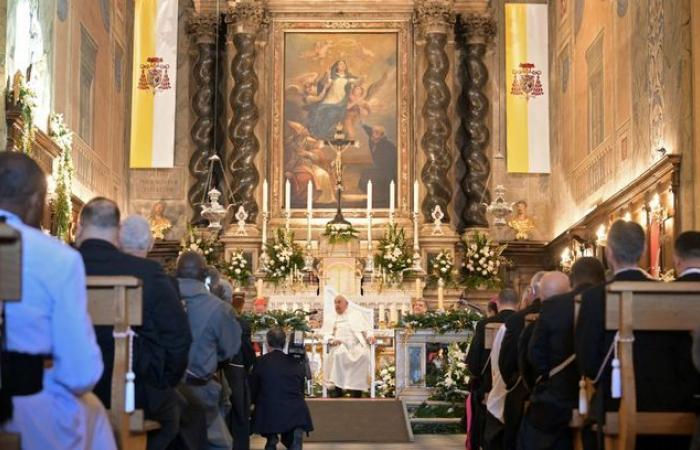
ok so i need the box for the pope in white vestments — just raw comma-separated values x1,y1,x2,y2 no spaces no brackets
323,295,373,393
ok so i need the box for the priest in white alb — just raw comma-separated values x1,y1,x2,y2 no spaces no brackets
322,295,374,397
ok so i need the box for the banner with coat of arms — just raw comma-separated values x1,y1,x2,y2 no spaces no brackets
505,3,550,174
129,0,178,168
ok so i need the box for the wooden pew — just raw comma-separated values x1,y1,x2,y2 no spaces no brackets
87,276,159,450
602,281,700,450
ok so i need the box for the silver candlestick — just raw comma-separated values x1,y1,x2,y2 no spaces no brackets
411,211,423,273
234,206,248,236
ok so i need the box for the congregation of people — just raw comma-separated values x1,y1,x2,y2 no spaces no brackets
0,152,312,450
466,220,700,450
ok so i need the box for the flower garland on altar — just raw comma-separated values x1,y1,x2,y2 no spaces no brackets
374,364,396,398
220,250,252,287
322,222,358,244
374,224,412,278
261,228,304,283
241,309,311,333
432,342,471,402
179,226,222,266
400,309,481,334
10,73,37,154
428,249,455,287
460,232,507,290
48,113,74,242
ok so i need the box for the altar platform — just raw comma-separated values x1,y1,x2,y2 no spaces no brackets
250,434,465,449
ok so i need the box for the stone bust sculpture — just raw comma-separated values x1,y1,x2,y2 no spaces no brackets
508,200,535,240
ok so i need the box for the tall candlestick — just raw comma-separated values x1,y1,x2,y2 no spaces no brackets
413,180,419,213
263,179,269,213
437,278,445,311
415,278,421,298
389,303,398,324
367,180,373,211
307,180,313,213
379,303,385,323
285,179,291,214
256,278,263,298
367,180,373,245
389,180,395,215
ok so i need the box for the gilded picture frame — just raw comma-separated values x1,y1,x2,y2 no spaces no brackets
269,19,412,220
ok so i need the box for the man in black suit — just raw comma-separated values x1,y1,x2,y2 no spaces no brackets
77,198,192,450
466,289,518,450
518,258,605,450
498,272,545,450
576,220,694,449
251,328,313,450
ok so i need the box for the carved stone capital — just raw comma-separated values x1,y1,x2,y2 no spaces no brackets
186,12,219,44
457,13,496,45
414,0,456,35
225,0,269,37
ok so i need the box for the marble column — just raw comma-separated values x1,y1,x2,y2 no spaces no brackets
415,0,456,223
225,1,267,223
186,13,220,224
456,14,496,231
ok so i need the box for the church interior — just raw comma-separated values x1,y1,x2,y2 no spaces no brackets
2,0,700,449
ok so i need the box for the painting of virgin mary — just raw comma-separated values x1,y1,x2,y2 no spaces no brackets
284,33,398,210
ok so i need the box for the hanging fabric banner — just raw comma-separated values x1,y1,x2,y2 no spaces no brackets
505,3,550,173
129,0,178,168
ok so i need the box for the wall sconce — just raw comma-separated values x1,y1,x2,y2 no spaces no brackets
560,247,573,272
596,224,607,247
623,211,632,222
648,192,666,222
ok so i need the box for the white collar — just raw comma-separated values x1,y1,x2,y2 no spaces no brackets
679,268,700,277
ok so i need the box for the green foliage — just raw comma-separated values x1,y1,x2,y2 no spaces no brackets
411,402,466,434
220,250,252,287
179,226,223,267
48,113,74,242
260,228,305,283
430,342,471,403
427,249,455,287
241,309,312,333
400,309,482,334
15,80,37,155
322,222,358,244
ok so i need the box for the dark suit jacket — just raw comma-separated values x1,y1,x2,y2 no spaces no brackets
232,317,256,371
499,299,541,389
251,350,313,434
466,309,516,397
576,268,696,413
79,239,192,409
529,285,592,409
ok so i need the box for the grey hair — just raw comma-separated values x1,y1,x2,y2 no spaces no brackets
119,215,154,252
530,271,547,297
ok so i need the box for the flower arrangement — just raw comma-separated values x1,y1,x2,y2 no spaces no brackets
429,249,454,286
460,232,507,290
9,73,37,154
400,309,482,334
179,226,222,266
432,342,471,402
261,228,305,283
241,309,311,333
374,224,412,280
322,222,358,244
48,113,74,242
221,250,252,287
375,364,396,398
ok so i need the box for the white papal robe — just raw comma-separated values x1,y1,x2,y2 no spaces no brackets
0,209,116,450
323,309,371,391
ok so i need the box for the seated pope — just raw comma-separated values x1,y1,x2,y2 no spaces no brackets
323,295,375,397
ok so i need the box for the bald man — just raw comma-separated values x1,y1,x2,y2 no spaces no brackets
520,259,605,450
323,295,373,397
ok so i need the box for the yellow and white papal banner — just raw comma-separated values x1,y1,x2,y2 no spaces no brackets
505,3,550,173
129,0,178,168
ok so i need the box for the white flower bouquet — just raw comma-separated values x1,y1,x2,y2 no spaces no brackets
460,232,507,290
374,364,396,398
221,249,252,287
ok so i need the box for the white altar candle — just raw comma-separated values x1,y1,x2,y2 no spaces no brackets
378,303,385,323
307,180,313,213
389,180,395,216
285,179,291,214
413,180,419,213
390,303,398,324
262,179,268,213
415,278,422,298
256,278,263,297
438,280,445,311
367,180,373,211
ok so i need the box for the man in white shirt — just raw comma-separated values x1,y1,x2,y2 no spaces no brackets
0,152,115,449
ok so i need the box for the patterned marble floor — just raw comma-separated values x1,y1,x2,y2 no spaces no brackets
250,434,465,449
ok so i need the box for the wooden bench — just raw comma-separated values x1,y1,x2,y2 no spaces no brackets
87,276,159,450
601,281,700,450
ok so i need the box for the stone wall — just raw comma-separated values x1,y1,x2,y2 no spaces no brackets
542,0,693,237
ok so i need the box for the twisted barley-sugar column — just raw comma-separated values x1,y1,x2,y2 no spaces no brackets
457,15,495,230
417,1,455,223
186,14,219,224
226,2,266,223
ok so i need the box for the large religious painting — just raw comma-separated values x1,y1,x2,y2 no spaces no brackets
271,21,411,217
284,32,397,209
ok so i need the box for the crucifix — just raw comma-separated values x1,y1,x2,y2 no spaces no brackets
324,123,359,227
